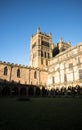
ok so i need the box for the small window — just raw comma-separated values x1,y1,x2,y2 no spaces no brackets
17,69,20,78
48,53,50,58
34,71,37,79
32,42,36,48
4,67,8,75
44,52,46,58
64,74,67,82
38,39,40,45
41,51,43,57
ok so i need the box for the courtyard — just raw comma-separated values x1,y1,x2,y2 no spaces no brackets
0,97,82,130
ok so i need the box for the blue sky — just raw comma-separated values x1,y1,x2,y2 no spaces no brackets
0,0,82,65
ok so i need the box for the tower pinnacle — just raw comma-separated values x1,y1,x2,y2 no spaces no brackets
37,27,40,33
60,37,62,43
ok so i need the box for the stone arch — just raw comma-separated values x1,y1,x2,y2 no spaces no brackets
17,68,20,78
67,86,72,95
20,87,26,96
12,86,19,96
34,71,37,79
28,86,34,96
42,86,47,96
2,86,10,96
4,66,8,75
35,87,40,96
75,84,80,88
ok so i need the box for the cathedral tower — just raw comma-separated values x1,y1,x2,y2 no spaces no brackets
30,27,53,70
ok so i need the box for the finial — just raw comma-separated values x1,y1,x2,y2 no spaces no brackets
60,37,62,43
37,27,40,33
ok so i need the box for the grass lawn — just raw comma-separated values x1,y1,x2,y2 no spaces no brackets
0,97,82,130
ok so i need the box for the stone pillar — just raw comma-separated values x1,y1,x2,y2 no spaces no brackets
26,87,29,96
10,65,13,81
34,87,36,96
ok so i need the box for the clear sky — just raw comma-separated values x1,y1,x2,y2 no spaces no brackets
0,0,82,66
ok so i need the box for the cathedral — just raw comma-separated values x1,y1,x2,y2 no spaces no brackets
0,27,82,92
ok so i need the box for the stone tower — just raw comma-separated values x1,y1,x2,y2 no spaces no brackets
30,27,53,70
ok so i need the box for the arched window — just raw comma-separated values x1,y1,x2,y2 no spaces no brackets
34,71,37,79
44,52,46,58
17,68,20,78
41,51,43,57
64,74,67,82
48,53,50,58
4,66,8,75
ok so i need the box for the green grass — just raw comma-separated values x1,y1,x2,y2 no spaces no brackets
0,97,82,130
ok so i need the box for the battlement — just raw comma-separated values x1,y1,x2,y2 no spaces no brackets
31,27,52,39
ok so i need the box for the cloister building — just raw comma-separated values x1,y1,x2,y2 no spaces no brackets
0,27,82,93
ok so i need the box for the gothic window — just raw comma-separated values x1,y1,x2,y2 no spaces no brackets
17,68,20,78
34,71,37,79
41,51,43,57
38,39,40,45
64,74,67,82
79,69,82,79
44,52,46,58
32,42,36,48
42,41,49,47
4,66,8,75
48,53,50,58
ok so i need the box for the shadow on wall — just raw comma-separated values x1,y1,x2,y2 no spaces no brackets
0,79,82,97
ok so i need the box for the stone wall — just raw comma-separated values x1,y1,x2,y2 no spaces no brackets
48,43,82,89
0,62,48,87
